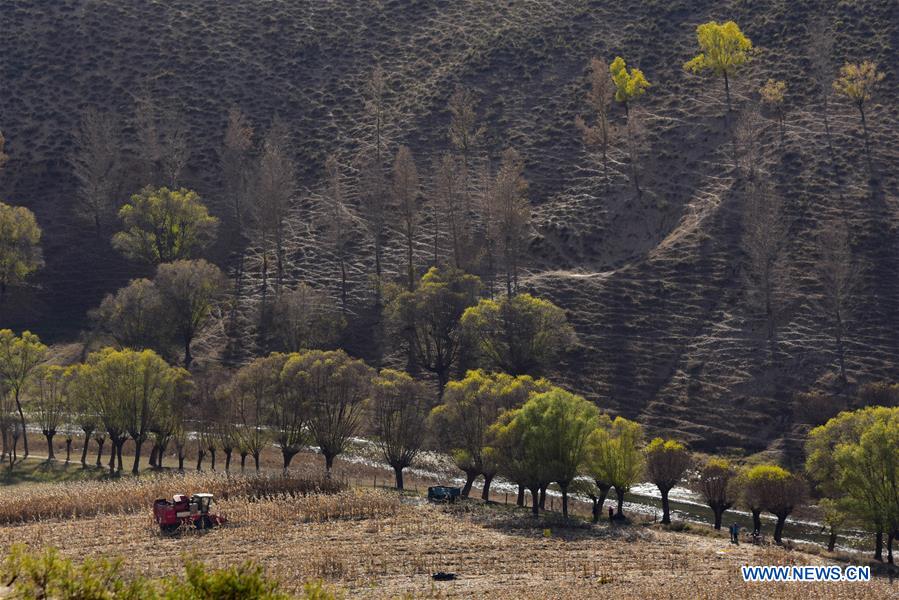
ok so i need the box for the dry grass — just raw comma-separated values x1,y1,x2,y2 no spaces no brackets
0,480,892,599
0,471,341,525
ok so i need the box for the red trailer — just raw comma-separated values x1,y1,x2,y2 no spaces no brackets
153,493,227,533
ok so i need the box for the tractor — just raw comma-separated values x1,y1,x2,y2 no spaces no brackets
153,493,227,533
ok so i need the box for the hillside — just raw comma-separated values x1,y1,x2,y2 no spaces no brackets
1,0,897,455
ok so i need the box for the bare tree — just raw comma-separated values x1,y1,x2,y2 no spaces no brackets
271,283,344,352
433,153,467,269
0,129,8,171
253,119,295,293
808,20,836,163
133,96,190,188
371,369,430,489
159,111,190,188
732,104,767,180
742,181,791,355
358,150,388,291
448,86,484,170
220,106,254,235
391,146,420,291
816,222,857,382
322,155,352,311
488,148,530,297
70,108,123,237
575,58,613,187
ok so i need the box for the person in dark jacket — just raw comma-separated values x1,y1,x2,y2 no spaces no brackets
608,506,614,523
730,522,740,544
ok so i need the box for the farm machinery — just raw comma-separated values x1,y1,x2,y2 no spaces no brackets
153,493,227,533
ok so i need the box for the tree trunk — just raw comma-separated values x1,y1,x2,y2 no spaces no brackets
44,432,55,460
481,473,494,501
183,335,193,370
539,485,547,510
591,497,599,523
108,438,116,474
282,448,298,470
209,448,216,471
560,484,569,519
614,486,625,517
253,451,260,472
132,438,143,475
713,507,724,530
196,450,205,471
530,486,540,517
751,508,762,534
461,469,477,498
596,483,610,511
224,449,232,472
96,438,105,467
773,514,786,544
240,452,247,471
148,443,158,468
116,441,124,473
858,104,872,172
80,433,91,467
178,453,185,471
14,391,28,459
887,532,894,565
516,484,524,507
394,465,404,490
875,530,884,561
65,438,72,463
723,71,731,113
660,488,672,524
323,452,334,475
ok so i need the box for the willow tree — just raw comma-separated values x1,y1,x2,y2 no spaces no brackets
644,438,691,524
0,202,43,303
461,292,576,376
29,365,70,461
0,329,47,459
154,259,229,369
697,457,737,530
431,369,552,498
833,61,884,171
737,464,806,543
91,278,169,353
610,56,650,118
684,21,753,112
586,415,644,519
282,349,373,474
112,186,218,264
385,266,481,395
371,369,430,489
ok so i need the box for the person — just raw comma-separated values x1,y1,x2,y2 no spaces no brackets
608,506,614,523
730,522,740,544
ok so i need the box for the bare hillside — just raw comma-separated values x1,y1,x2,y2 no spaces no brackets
1,0,897,454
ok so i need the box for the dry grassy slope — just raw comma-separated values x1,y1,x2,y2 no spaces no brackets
0,0,897,453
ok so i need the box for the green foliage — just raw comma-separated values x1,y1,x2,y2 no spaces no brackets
585,416,644,513
609,56,650,107
759,79,786,107
696,457,737,528
683,21,752,77
385,266,481,391
833,61,884,109
1,545,294,600
112,186,218,264
0,202,43,297
433,369,552,480
91,278,169,352
461,293,576,376
736,464,806,541
644,437,691,491
370,369,429,486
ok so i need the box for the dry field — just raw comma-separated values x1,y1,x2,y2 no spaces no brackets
0,476,892,599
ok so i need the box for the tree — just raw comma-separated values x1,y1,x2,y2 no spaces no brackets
132,97,190,188
385,266,481,394
29,366,70,461
431,369,552,498
371,369,430,489
112,186,218,265
684,21,753,112
270,283,344,353
225,359,272,471
737,464,806,544
490,405,552,516
220,106,254,234
759,79,787,145
742,180,791,355
253,121,295,290
90,278,169,353
609,56,650,118
322,155,353,311
154,259,229,369
806,406,899,562
586,416,644,518
696,457,737,530
461,293,576,376
447,86,484,170
70,108,124,237
644,438,692,524
816,223,856,382
232,353,303,470
65,369,98,468
832,61,884,170
391,146,421,291
507,388,600,518
0,330,47,459
358,150,388,292
0,202,43,303
575,58,614,187
433,153,469,269
282,349,373,474
0,129,8,170
487,149,529,297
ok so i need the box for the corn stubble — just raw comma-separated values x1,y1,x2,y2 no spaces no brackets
0,478,888,599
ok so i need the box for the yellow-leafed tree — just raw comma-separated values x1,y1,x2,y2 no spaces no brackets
684,21,753,112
